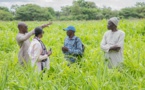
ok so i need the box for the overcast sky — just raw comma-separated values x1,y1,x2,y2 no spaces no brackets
0,0,145,11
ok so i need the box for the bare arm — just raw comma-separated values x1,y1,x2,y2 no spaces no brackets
40,22,52,29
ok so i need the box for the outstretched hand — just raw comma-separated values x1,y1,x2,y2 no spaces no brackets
41,22,52,28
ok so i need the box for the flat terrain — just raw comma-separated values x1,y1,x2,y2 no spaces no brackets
0,20,145,89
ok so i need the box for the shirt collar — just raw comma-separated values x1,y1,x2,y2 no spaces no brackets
34,37,41,41
67,36,76,40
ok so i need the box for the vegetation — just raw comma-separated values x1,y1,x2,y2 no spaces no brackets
0,20,145,89
0,0,145,21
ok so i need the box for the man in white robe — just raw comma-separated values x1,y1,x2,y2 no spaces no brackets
101,17,125,68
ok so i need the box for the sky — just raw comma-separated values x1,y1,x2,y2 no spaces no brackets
0,0,145,11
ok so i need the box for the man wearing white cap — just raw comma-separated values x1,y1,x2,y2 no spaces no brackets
101,17,125,68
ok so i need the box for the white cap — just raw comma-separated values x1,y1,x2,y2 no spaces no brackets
109,17,119,26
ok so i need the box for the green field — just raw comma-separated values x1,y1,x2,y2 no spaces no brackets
0,20,145,90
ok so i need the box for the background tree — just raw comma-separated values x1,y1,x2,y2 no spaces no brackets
0,7,13,21
0,7,9,12
15,4,52,21
0,1,145,21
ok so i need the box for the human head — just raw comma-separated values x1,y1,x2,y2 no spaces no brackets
63,26,75,37
35,27,44,38
107,17,119,30
18,22,28,34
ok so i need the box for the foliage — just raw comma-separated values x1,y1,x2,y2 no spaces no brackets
0,10,13,21
15,4,53,21
0,20,145,89
0,1,145,21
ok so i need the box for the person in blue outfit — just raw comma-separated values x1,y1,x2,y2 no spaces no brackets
62,26,84,65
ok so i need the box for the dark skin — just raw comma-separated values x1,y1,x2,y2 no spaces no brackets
37,33,52,56
62,30,75,52
18,22,52,34
107,20,120,51
18,22,28,34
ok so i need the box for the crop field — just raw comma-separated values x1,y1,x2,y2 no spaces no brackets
0,20,145,90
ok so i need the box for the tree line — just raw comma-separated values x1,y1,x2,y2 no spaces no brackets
0,0,145,21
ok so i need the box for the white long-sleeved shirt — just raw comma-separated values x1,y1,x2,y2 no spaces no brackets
16,30,34,65
28,38,50,72
101,30,125,67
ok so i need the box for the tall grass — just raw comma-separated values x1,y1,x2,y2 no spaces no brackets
0,20,145,89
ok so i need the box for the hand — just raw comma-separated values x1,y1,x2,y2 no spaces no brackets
110,45,121,52
115,47,121,52
41,22,52,28
47,51,52,56
62,47,69,52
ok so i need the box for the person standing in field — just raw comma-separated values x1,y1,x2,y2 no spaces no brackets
16,22,52,66
101,17,125,68
62,26,84,66
28,27,52,72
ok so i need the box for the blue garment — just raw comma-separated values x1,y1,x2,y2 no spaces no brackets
63,36,83,63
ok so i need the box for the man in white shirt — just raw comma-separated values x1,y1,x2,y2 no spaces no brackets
28,27,52,72
101,17,125,68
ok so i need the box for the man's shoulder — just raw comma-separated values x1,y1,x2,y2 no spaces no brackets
75,36,82,42
16,33,25,37
16,33,20,37
104,30,111,35
118,30,125,35
32,39,40,43
31,39,41,46
64,37,69,41
16,33,22,41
